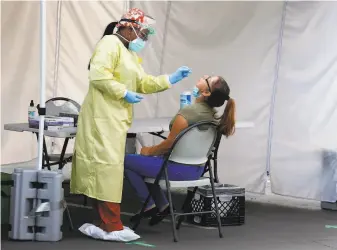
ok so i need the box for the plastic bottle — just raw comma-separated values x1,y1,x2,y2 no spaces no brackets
180,91,192,109
28,100,36,122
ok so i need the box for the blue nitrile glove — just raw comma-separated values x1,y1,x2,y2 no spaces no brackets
124,91,144,104
169,66,192,85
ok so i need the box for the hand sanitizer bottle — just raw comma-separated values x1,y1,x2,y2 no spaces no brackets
28,100,36,122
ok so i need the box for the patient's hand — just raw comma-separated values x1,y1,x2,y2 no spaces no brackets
140,147,151,156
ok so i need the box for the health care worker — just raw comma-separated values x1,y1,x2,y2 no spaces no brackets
70,8,192,237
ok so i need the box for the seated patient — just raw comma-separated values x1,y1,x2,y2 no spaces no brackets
124,75,236,226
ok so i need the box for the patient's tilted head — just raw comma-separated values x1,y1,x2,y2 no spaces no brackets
205,76,230,108
195,75,236,137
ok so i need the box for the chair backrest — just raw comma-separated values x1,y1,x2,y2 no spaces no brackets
168,121,218,165
212,132,223,156
45,97,81,116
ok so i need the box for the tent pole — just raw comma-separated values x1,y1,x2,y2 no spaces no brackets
37,0,47,171
124,0,130,12
265,0,288,176
155,0,171,120
50,0,62,154
52,0,62,98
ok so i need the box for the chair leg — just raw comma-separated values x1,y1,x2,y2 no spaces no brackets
164,168,178,242
209,165,223,238
213,158,219,183
63,201,74,231
176,186,198,230
83,195,88,206
59,138,69,169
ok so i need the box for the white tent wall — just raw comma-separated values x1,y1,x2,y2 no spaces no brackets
2,1,336,199
1,1,58,164
269,1,337,200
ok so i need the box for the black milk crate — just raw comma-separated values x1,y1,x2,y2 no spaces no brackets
187,184,245,227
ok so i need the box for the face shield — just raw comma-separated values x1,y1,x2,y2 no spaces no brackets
117,9,157,53
119,15,156,42
140,15,156,37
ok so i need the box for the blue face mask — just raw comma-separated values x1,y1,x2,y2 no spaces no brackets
129,38,146,52
192,87,200,98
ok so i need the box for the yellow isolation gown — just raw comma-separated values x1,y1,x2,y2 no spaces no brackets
70,35,170,202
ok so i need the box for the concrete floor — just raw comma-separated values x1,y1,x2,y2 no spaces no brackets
1,202,336,250
1,183,337,250
1,160,336,249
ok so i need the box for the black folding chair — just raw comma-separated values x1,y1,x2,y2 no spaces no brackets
36,97,80,170
176,132,223,229
132,121,223,242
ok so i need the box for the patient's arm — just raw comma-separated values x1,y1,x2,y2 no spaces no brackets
141,115,188,156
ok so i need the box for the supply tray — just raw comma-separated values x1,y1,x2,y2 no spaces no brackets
28,115,75,129
59,113,79,127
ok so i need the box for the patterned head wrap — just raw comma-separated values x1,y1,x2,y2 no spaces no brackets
116,8,156,35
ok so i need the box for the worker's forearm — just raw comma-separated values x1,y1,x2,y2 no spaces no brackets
91,79,127,99
137,75,171,94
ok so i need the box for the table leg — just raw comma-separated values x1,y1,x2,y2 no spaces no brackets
42,137,51,170
58,138,69,169
149,132,167,140
35,133,49,170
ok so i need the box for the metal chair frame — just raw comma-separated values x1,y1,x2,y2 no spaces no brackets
132,121,223,242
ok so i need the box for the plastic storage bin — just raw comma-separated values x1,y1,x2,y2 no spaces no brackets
9,169,64,241
1,173,12,225
187,184,245,227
